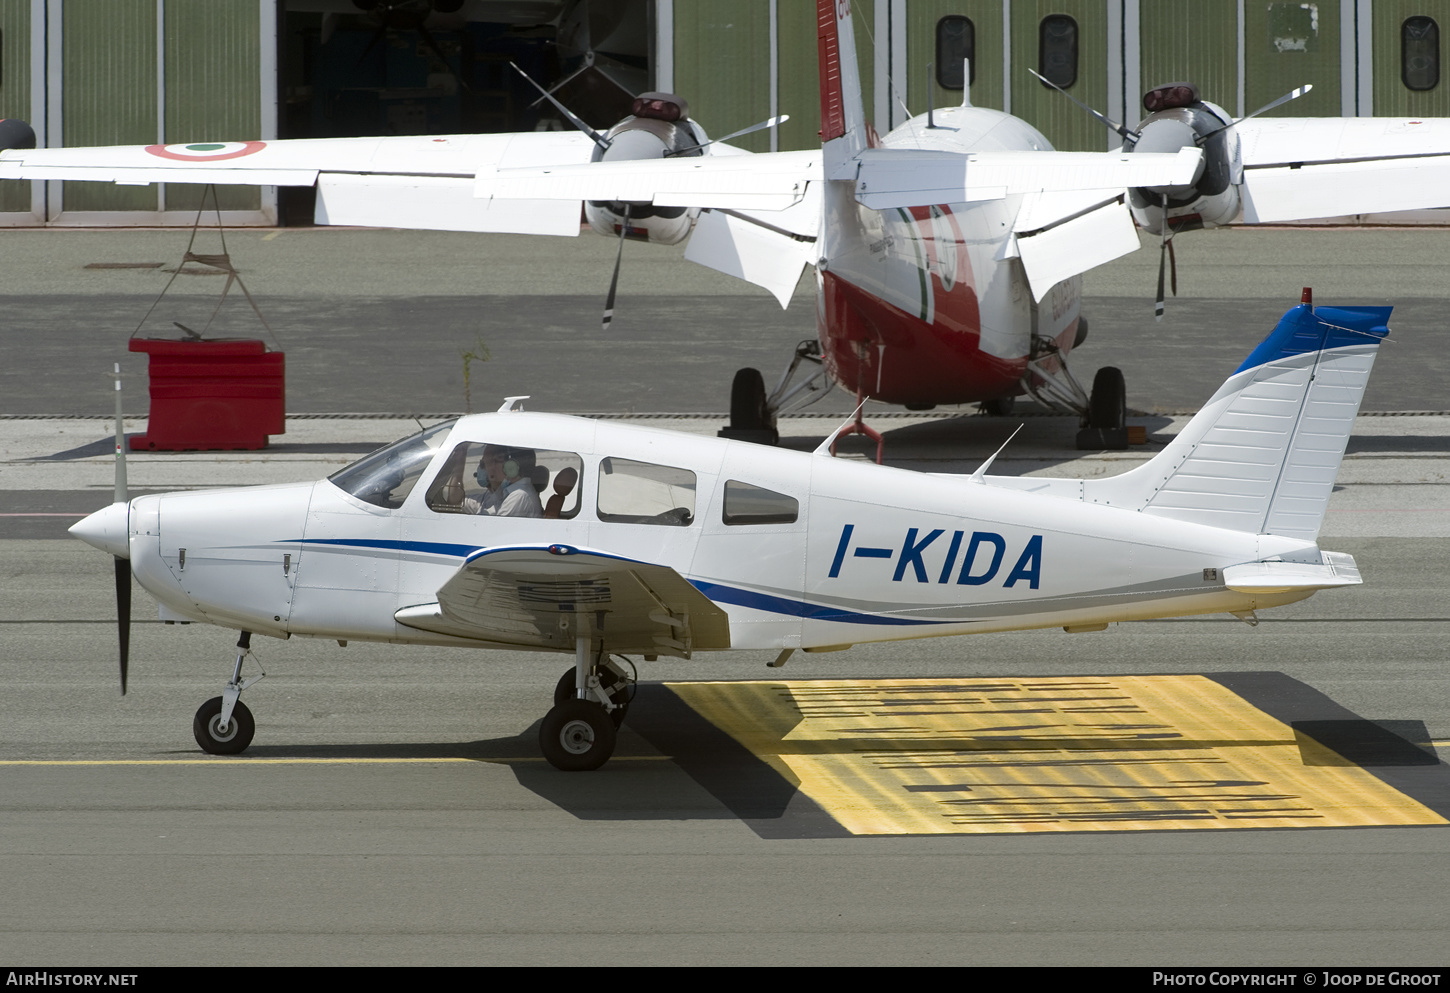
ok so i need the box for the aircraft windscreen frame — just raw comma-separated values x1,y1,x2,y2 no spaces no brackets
328,420,456,510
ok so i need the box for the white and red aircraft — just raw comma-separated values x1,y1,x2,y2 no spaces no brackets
5,0,1450,448
70,293,1389,769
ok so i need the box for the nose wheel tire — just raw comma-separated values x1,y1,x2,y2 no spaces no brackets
193,697,255,755
540,699,617,771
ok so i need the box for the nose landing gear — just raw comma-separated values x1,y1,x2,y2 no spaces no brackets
193,630,264,755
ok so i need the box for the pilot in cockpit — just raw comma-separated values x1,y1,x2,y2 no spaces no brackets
463,445,543,518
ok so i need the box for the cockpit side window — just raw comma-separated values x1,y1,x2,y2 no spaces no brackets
328,420,455,510
425,442,583,520
722,480,799,525
597,457,696,526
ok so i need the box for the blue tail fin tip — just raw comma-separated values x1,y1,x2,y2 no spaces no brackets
1234,302,1391,375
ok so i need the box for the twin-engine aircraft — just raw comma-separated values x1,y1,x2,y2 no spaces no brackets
5,1,1449,447
71,293,1388,770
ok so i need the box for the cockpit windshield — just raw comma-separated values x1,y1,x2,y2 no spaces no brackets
328,420,455,509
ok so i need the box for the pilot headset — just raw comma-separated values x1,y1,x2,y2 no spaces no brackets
475,451,522,486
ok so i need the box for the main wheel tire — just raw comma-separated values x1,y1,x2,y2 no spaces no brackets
193,697,255,755
553,667,630,728
1088,366,1127,430
981,395,1015,417
729,367,769,431
540,699,617,771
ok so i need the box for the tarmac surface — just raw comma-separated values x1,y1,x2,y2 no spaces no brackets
1,225,1449,966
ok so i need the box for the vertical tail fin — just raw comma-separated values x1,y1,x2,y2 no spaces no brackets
1088,297,1391,539
817,0,869,175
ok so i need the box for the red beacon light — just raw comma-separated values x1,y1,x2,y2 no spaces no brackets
1143,82,1201,112
631,92,686,122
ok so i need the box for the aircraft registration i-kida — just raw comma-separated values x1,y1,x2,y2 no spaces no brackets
70,292,1388,770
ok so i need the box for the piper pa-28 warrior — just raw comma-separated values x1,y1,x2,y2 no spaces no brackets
71,293,1388,770
4,4,1448,446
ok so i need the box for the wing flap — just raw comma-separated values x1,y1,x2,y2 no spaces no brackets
316,173,583,235
476,149,823,212
1242,155,1450,223
683,206,816,307
1014,196,1140,302
397,545,730,656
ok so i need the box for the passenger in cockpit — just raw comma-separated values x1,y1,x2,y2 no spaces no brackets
464,445,543,518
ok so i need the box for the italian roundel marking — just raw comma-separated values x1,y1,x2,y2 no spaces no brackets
144,141,266,161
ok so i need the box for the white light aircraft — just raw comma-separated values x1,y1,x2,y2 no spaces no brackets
71,293,1389,770
5,1,1449,448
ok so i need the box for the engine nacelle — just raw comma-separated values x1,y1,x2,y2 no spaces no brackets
584,92,707,246
1126,82,1243,235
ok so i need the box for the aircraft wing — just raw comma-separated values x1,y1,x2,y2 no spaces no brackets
1237,117,1450,222
0,132,597,235
476,148,824,212
393,545,731,657
476,146,1201,213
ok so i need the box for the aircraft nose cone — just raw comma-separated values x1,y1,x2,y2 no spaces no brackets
70,501,130,559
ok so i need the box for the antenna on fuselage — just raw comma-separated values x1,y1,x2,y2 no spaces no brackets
969,424,1024,483
813,398,870,457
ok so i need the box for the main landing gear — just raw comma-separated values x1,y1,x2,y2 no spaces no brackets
1018,324,1130,451
193,630,264,755
718,340,829,446
539,638,636,771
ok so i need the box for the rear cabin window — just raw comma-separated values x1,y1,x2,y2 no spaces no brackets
425,442,583,519
329,420,454,509
597,457,696,526
722,480,799,525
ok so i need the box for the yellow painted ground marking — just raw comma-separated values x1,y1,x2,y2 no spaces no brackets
667,677,1447,836
0,756,672,767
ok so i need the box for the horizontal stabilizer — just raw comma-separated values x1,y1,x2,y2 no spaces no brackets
1223,551,1361,593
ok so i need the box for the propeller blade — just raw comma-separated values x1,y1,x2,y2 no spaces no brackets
1155,195,1169,322
666,115,789,156
1029,68,1140,143
1197,84,1313,145
508,62,611,153
603,206,629,332
114,555,130,695
1169,238,1178,297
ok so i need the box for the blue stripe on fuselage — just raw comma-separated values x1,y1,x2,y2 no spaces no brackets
690,580,942,626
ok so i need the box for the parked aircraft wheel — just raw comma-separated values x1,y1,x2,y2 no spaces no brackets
553,667,630,728
193,697,255,755
1088,366,1126,430
981,395,1015,417
729,367,769,431
540,699,617,771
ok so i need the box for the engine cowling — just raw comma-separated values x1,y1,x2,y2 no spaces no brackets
1125,82,1242,235
583,92,707,246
